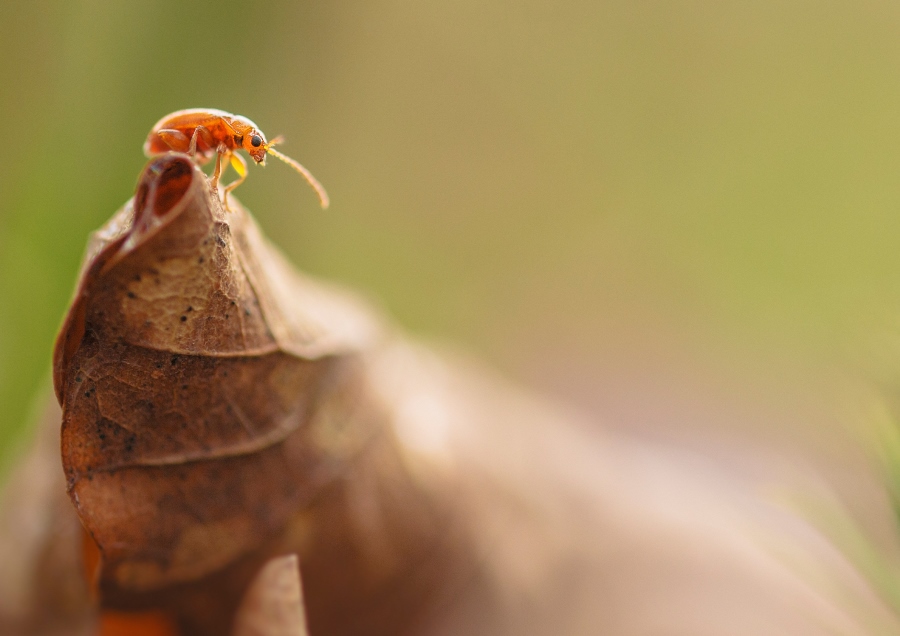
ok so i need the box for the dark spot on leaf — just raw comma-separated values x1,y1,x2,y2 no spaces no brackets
181,315,187,322
127,291,136,299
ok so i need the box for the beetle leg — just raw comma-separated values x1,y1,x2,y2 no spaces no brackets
222,153,248,212
211,150,227,191
188,125,216,156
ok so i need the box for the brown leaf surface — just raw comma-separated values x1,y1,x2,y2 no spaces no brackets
52,154,457,635
33,152,900,636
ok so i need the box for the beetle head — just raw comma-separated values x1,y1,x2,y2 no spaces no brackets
242,128,269,164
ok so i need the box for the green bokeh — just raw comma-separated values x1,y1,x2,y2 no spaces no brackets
4,1,900,457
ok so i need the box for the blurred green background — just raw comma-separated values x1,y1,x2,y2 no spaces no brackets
4,0,900,460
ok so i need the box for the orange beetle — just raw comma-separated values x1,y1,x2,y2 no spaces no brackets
144,108,329,209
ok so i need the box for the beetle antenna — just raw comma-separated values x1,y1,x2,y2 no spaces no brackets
265,141,329,209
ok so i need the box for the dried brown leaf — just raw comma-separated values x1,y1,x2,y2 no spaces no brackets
37,152,900,636
52,155,453,635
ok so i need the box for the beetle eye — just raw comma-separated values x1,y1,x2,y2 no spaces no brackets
251,135,262,148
